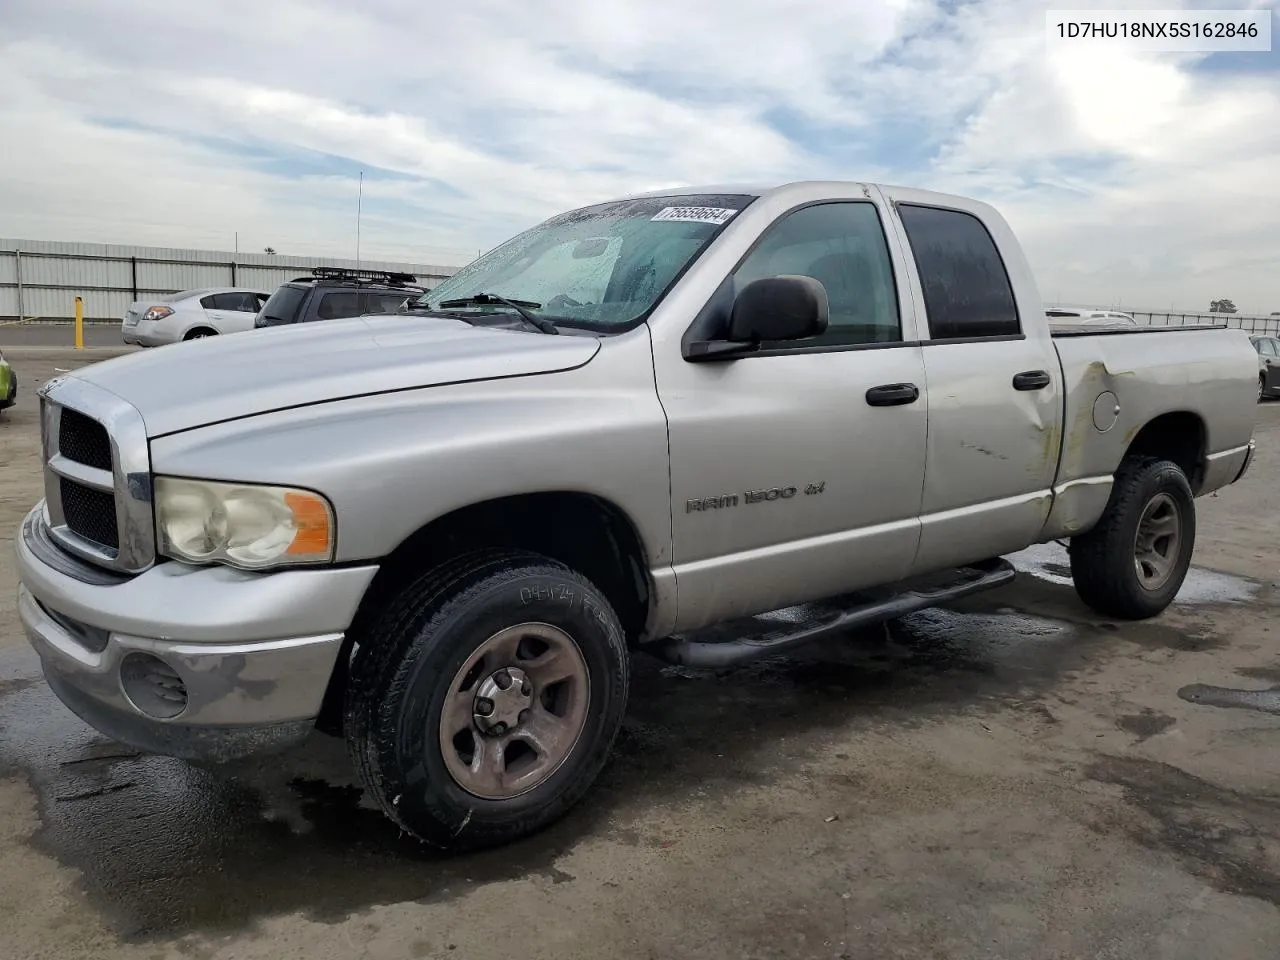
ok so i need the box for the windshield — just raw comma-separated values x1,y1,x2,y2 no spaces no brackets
414,194,756,330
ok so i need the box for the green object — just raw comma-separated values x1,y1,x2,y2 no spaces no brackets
0,358,13,410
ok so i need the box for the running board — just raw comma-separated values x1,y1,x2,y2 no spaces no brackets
652,558,1017,669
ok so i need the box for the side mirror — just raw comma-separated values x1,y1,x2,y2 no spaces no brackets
728,275,829,343
683,275,830,362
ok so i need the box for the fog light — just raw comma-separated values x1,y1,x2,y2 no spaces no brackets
119,652,189,719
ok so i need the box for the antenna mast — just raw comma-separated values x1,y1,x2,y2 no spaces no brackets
356,170,364,268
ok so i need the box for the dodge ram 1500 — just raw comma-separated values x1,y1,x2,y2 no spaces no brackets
16,181,1258,850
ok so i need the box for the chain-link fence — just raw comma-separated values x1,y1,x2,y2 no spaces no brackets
1128,310,1280,337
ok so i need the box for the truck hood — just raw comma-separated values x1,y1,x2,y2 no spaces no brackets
70,314,602,437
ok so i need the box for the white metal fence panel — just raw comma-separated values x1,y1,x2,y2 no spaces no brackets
0,240,459,321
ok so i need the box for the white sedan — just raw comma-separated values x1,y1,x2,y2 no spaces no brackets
1045,307,1137,326
122,288,270,347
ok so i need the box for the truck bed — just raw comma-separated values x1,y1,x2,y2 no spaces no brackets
1050,323,1256,509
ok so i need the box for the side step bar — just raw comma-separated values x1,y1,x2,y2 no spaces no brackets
652,558,1017,669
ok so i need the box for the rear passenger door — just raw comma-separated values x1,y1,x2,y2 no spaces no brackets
881,192,1065,574
206,292,263,334
310,290,403,322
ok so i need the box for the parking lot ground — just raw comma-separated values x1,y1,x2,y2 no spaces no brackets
1,321,127,349
2,351,1280,960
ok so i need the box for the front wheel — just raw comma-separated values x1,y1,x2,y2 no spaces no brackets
1068,456,1195,619
344,551,630,850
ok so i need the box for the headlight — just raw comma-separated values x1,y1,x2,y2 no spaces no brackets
155,477,335,570
142,306,174,321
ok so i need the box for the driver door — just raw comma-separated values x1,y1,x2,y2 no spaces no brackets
655,197,930,632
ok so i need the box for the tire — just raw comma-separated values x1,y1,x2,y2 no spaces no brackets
343,550,630,851
1068,456,1195,619
184,329,216,340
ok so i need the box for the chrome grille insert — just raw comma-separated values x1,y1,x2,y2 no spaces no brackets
59,476,119,549
39,376,155,574
57,407,112,470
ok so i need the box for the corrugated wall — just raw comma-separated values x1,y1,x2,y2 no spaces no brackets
0,239,460,321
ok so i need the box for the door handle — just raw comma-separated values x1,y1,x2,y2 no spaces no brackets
1012,370,1052,391
865,383,920,406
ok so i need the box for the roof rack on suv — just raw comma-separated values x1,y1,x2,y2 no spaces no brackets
302,266,420,286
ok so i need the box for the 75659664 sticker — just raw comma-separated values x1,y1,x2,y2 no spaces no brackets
650,206,739,225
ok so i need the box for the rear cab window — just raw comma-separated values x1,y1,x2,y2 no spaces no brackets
896,204,1020,340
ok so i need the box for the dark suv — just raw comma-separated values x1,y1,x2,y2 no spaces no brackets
254,267,426,329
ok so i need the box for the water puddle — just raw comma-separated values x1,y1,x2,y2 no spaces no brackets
1178,682,1280,717
1009,542,1258,605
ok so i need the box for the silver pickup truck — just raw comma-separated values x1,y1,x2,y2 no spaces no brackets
16,181,1258,850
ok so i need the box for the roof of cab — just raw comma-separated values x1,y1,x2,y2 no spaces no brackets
611,179,988,208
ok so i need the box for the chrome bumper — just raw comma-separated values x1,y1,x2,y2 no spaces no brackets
15,504,378,760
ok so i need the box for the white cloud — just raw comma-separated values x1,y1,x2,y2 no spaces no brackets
0,0,1277,312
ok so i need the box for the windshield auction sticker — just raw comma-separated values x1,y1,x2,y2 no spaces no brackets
651,206,740,224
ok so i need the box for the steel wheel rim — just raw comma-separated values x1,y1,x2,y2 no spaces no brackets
438,622,591,801
1133,492,1182,591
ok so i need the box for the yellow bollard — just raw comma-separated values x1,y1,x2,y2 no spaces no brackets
74,296,84,350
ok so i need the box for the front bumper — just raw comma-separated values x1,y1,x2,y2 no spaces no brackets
16,504,378,761
1234,439,1257,484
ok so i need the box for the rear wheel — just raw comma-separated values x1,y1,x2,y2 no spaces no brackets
343,550,630,850
1068,456,1195,619
184,328,216,340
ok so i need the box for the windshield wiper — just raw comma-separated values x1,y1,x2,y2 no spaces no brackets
436,293,559,335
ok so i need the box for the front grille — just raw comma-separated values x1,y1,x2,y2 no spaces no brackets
40,380,155,574
58,407,112,470
60,476,119,549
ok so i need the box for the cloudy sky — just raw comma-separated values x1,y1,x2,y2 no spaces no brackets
2,0,1278,313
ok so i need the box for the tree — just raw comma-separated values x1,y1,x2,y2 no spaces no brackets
263,246,277,255
1209,298,1237,313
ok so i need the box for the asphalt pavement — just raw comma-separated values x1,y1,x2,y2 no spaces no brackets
0,323,124,349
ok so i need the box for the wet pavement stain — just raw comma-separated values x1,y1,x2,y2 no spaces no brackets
1116,708,1177,741
0,675,38,696
1178,682,1280,717
0,587,1234,942
981,572,1225,652
1238,664,1280,685
1086,756,1280,906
